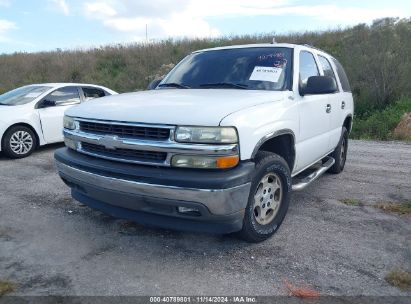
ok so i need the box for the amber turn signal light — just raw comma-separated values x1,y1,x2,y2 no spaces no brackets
216,155,239,169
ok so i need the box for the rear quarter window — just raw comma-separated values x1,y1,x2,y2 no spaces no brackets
82,87,107,101
332,58,351,92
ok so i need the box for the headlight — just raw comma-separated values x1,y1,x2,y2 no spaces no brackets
171,155,239,169
175,126,238,144
63,116,76,130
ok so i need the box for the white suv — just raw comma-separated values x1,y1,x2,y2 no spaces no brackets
0,83,116,158
55,44,353,242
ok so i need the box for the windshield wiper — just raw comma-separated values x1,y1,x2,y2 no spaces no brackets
158,82,191,89
199,82,248,89
0,102,10,106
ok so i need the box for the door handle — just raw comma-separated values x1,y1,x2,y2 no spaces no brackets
341,101,346,109
326,104,332,113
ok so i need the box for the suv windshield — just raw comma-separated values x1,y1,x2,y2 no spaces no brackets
0,86,51,106
160,47,293,91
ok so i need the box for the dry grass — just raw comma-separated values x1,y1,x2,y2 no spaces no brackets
340,199,362,206
283,279,321,298
376,201,411,215
0,280,16,296
340,199,411,216
385,270,411,290
394,112,411,140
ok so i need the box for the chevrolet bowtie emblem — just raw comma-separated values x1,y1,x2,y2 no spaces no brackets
98,135,119,150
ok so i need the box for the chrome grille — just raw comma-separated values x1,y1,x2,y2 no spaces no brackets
81,142,167,164
79,121,170,140
64,119,239,166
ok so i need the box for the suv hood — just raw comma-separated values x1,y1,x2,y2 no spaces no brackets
67,89,286,126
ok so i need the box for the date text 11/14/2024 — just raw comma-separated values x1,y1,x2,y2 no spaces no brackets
149,296,257,303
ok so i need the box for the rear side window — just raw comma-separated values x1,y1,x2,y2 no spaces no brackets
46,87,80,106
318,55,337,81
332,58,351,92
299,51,319,87
82,87,106,101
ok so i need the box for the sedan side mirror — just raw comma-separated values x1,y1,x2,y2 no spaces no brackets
38,99,56,108
301,76,338,96
147,78,163,90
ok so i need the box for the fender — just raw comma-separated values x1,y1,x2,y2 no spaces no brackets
219,95,300,162
0,121,43,151
251,129,296,159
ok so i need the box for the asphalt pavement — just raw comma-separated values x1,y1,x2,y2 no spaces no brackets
0,140,410,296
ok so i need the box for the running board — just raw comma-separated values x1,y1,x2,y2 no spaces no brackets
292,157,335,191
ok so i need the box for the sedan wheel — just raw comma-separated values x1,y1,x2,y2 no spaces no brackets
2,126,37,159
10,130,34,155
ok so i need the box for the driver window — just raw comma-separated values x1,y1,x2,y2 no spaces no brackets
299,51,319,88
45,87,80,106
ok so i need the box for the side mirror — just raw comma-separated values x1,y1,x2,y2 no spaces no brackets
147,78,163,90
38,99,56,108
301,76,337,96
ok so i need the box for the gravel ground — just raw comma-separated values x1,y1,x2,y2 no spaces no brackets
0,140,410,297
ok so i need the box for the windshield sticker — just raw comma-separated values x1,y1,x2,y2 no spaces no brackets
257,53,288,68
249,66,282,83
24,92,42,98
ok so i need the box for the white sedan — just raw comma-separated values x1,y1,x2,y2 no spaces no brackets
0,83,117,158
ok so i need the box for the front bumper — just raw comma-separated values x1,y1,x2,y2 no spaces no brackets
55,148,254,234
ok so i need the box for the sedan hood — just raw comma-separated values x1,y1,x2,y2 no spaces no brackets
66,89,286,126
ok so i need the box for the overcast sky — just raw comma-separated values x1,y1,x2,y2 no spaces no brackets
0,0,410,53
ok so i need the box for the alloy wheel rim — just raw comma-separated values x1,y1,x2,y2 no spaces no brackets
10,131,33,155
253,173,283,225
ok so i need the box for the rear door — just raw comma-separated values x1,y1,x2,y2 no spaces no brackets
332,58,354,143
37,86,81,143
295,51,332,171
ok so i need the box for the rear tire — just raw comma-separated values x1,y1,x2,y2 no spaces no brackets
2,126,37,159
239,151,291,243
328,127,348,174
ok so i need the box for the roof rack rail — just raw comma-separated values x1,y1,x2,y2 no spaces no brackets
301,43,326,53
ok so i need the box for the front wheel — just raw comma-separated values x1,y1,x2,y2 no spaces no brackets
2,126,37,159
239,151,291,243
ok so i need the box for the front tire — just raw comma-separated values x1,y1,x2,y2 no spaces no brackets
2,126,37,159
329,127,348,174
239,151,291,243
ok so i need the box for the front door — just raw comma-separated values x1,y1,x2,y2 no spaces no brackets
37,86,81,143
318,54,343,151
295,51,332,171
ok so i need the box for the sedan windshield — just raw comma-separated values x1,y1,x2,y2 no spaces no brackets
160,47,293,91
0,86,51,106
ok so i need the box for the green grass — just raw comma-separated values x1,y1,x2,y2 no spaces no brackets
351,99,411,141
385,270,411,290
0,281,15,296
